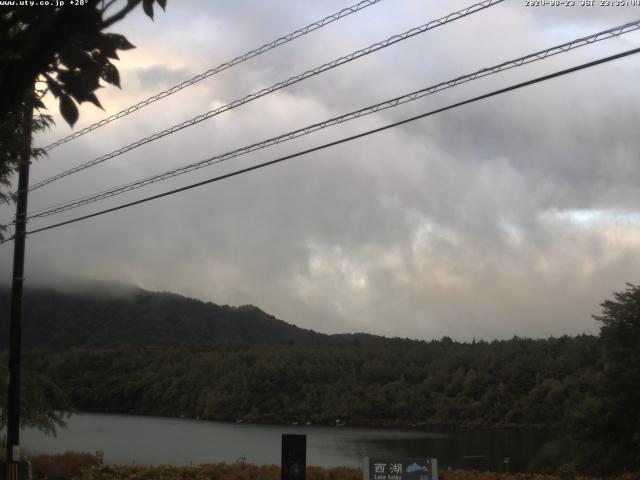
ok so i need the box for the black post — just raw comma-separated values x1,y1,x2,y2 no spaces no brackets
5,103,32,479
281,434,306,480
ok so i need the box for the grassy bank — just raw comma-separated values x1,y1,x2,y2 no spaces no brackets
23,453,638,480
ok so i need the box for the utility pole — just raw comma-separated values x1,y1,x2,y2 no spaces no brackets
5,100,33,480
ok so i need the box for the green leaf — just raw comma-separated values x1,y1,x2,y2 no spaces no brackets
59,47,93,71
59,94,78,127
46,77,62,98
94,33,119,60
81,92,104,110
104,33,135,51
101,63,121,88
143,0,154,19
78,64,102,91
104,50,119,61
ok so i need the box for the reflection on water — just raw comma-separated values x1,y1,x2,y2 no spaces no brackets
22,413,549,472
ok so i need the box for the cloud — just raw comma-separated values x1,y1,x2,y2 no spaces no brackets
134,65,195,90
2,0,640,341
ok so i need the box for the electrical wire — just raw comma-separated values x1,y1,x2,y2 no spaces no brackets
23,0,504,196
41,0,386,152
6,46,636,242
25,19,640,220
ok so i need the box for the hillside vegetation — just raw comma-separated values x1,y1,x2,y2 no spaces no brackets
0,286,602,429
1,283,639,475
0,286,338,350
25,336,598,430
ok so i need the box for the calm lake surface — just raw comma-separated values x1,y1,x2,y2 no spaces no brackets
22,413,550,472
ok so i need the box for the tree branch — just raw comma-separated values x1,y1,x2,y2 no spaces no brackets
100,0,142,30
100,0,120,14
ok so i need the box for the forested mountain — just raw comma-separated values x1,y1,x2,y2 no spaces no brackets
1,282,639,475
25,335,600,430
0,286,337,350
1,284,603,431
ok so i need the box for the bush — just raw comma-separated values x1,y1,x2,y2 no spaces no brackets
528,437,578,474
31,451,99,480
70,463,360,480
21,459,637,480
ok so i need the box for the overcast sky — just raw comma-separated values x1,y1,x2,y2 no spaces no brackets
2,0,640,340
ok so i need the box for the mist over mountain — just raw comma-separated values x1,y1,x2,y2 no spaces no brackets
0,284,365,351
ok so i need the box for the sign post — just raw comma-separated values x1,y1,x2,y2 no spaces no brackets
281,434,306,480
363,457,438,480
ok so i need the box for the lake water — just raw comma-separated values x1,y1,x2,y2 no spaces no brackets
21,413,549,472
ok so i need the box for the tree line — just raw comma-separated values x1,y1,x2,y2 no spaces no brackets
24,335,598,430
1,283,639,476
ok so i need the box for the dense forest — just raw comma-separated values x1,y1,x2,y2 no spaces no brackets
23,336,599,429
1,284,639,475
0,286,607,430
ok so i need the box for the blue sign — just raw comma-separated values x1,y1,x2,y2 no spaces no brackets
364,457,438,480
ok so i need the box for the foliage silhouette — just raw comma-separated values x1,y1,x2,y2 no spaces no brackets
0,0,167,209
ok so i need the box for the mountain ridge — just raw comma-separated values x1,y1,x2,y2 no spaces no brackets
0,284,375,350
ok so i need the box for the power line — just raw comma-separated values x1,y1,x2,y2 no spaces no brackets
24,19,640,220
40,0,386,152
11,46,638,241
23,0,504,195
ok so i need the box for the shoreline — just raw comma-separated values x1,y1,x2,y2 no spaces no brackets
68,410,551,433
